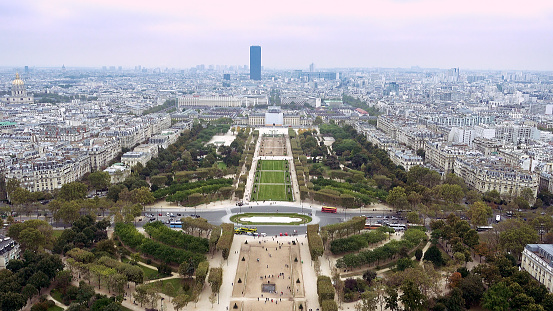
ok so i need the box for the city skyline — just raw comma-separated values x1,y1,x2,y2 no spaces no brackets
1,0,553,71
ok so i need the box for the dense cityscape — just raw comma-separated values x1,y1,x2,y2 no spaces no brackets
1,44,553,311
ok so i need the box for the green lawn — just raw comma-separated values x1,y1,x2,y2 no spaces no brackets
50,289,65,306
259,171,286,184
260,160,286,171
256,184,289,201
217,162,227,169
52,229,64,239
47,306,64,311
149,278,189,297
254,160,292,201
121,257,169,281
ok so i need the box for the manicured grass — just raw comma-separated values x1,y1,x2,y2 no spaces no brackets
50,289,65,306
254,160,292,201
259,171,287,184
121,257,169,281
149,278,189,297
230,213,312,225
260,160,286,171
47,306,64,311
52,230,64,239
256,184,289,201
217,162,227,169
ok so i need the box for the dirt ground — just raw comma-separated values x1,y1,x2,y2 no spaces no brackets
230,237,305,310
259,135,286,156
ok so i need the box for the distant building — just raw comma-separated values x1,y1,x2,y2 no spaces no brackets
223,74,231,81
0,235,20,269
2,73,34,105
250,46,261,81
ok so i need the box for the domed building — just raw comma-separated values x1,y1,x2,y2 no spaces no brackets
3,73,34,105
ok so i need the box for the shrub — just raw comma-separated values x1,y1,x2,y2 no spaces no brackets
321,299,338,311
317,276,335,303
307,224,324,260
216,223,234,260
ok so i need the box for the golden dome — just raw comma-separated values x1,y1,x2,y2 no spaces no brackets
12,73,24,86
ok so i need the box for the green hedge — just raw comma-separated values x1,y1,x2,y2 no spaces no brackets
307,224,324,260
115,223,206,267
321,300,339,311
216,223,234,260
144,221,209,253
335,228,427,269
317,276,335,303
330,228,389,254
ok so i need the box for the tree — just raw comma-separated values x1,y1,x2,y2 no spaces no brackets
57,182,88,201
0,292,26,311
209,292,217,308
208,267,223,294
88,171,111,191
434,184,464,205
387,187,409,211
406,211,420,224
400,280,426,311
129,187,154,207
482,282,511,311
22,284,38,302
384,287,400,311
7,219,54,251
467,201,492,227
458,274,485,308
423,245,445,267
521,187,535,205
173,294,190,311
314,116,323,125
499,219,538,258
355,291,378,311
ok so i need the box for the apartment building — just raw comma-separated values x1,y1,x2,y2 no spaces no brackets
454,156,538,198
104,163,131,184
121,151,151,168
389,149,424,171
424,141,475,174
522,244,553,292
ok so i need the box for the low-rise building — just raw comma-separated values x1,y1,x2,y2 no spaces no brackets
0,235,20,269
104,163,131,184
121,151,151,168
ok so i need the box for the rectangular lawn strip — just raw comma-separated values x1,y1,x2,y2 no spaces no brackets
260,160,285,171
260,171,286,184
47,306,64,311
256,184,288,201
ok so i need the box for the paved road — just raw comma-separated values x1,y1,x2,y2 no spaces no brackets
15,204,399,237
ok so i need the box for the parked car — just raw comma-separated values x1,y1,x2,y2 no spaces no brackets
190,214,200,218
158,213,162,216
177,213,182,216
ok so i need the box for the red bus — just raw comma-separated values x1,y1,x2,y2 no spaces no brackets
364,224,382,230
321,206,337,213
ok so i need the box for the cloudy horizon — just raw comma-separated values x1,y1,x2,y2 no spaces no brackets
2,0,553,71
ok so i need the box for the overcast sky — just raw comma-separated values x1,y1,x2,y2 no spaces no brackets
2,0,553,70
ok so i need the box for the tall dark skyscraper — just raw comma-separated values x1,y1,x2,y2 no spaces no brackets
250,46,261,80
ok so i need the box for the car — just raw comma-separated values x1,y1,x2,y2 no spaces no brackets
260,233,267,237
150,218,156,221
165,220,170,224
367,216,373,218
190,214,200,218
177,213,182,216
158,213,162,216
166,213,170,217
170,213,174,217
279,232,283,236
